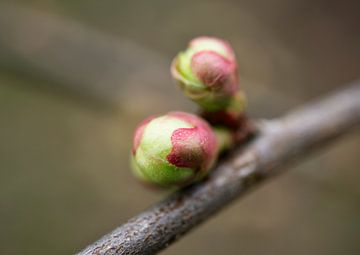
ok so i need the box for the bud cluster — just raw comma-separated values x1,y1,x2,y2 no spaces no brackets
131,37,248,188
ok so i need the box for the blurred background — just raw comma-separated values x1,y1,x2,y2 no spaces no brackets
0,0,359,254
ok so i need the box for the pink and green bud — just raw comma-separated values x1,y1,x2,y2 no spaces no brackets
131,112,225,188
171,36,243,111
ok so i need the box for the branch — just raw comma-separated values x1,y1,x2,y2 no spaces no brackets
77,82,360,255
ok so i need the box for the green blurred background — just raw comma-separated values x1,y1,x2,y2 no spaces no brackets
0,0,359,254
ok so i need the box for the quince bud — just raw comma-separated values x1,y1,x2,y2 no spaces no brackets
131,112,218,187
171,36,240,111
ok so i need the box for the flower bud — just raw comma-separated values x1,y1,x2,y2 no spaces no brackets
171,36,240,111
131,112,218,187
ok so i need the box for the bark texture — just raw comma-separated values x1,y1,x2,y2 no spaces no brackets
78,82,360,255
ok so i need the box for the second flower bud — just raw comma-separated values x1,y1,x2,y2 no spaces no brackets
171,36,240,111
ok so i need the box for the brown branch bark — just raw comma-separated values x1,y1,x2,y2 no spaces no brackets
77,82,360,255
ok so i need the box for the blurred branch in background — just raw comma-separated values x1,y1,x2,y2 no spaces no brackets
0,2,174,109
79,83,360,255
0,2,300,114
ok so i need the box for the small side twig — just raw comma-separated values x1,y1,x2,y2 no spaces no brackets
78,82,360,255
